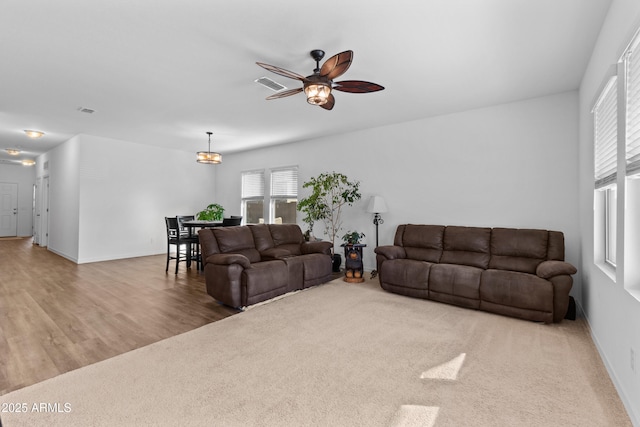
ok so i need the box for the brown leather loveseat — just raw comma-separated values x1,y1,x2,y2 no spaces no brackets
198,224,333,308
375,225,577,323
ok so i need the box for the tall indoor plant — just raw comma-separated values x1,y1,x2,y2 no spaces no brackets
297,172,361,269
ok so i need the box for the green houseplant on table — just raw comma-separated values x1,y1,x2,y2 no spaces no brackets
342,231,365,245
196,203,225,221
297,172,361,272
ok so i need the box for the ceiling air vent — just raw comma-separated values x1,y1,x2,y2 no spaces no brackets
255,77,287,92
77,106,96,114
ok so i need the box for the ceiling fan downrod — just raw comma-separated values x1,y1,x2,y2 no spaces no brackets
310,49,325,73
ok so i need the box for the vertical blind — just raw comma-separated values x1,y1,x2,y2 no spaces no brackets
241,170,265,198
626,35,640,176
594,76,618,188
270,167,298,198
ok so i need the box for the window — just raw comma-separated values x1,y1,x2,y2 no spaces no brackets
241,170,264,224
241,166,298,225
623,29,640,297
270,167,298,224
626,32,640,177
593,75,618,271
604,187,617,267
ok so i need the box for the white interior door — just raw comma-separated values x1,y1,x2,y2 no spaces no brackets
41,176,49,247
34,178,41,244
0,182,18,237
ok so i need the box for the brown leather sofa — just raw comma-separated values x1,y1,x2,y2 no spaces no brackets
198,224,333,308
374,225,577,323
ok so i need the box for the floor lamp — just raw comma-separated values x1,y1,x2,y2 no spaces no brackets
366,195,388,278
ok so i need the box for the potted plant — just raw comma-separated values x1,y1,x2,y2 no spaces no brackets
196,203,225,221
342,231,365,245
297,172,361,271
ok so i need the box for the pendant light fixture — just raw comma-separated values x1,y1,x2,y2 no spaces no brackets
196,132,222,164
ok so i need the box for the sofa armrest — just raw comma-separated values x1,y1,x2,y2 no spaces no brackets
374,245,406,260
536,260,577,279
301,241,333,255
260,248,292,260
205,253,251,269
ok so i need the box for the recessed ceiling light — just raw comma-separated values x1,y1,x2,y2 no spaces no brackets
24,130,44,138
21,159,36,166
6,148,21,156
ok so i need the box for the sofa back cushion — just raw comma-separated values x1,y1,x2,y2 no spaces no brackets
440,226,491,269
198,228,220,258
489,228,550,274
269,224,304,255
213,226,261,263
397,224,444,262
250,224,275,251
547,231,565,261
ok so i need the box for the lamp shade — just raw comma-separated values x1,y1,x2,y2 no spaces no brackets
197,132,222,164
366,195,388,213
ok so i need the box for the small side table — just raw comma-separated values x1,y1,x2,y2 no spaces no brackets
341,243,366,283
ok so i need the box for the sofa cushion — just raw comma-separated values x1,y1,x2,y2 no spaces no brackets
214,226,261,263
380,259,432,290
547,231,566,261
242,261,288,305
269,224,304,256
429,263,482,301
250,224,275,252
440,226,491,269
480,269,553,313
401,225,444,262
489,228,548,274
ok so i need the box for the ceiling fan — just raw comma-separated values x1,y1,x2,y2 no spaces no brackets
256,49,384,110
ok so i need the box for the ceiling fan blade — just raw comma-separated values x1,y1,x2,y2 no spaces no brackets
333,80,385,93
319,50,353,80
256,62,305,81
265,87,304,100
319,94,335,110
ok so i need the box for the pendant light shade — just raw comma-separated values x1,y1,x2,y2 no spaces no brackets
304,81,331,105
197,132,222,164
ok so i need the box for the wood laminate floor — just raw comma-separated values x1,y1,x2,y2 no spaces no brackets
0,237,239,395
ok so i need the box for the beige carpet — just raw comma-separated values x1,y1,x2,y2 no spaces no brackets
0,278,631,426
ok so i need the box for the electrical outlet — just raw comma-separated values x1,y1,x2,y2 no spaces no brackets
632,348,636,373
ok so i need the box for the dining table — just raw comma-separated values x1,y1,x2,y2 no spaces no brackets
181,220,223,236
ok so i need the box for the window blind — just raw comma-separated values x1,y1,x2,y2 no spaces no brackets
270,167,298,198
626,35,640,176
594,76,618,188
241,170,264,198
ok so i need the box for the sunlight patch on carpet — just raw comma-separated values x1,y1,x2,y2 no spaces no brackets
420,352,466,381
389,405,439,427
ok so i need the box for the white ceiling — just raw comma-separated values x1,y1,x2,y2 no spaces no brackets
0,0,612,164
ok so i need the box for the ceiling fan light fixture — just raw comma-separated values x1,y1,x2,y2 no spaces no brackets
196,132,222,164
24,129,44,138
304,81,331,106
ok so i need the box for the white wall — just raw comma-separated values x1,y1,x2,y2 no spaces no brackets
37,134,217,263
578,0,640,424
37,136,81,260
76,134,217,263
214,91,580,278
0,163,36,236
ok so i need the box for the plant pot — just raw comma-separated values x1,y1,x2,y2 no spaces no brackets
332,253,342,272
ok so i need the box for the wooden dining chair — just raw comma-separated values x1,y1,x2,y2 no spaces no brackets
222,217,242,226
177,215,201,270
